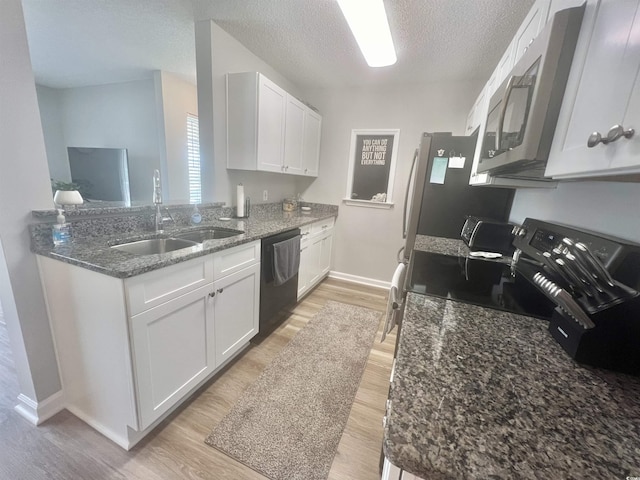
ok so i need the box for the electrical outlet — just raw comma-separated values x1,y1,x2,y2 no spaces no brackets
263,190,268,201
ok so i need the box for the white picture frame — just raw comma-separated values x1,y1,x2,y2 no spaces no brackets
344,129,399,209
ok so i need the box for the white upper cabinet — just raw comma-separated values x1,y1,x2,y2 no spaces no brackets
227,72,322,177
512,1,551,66
465,86,487,135
302,109,322,176
546,0,640,178
256,75,287,173
283,94,305,175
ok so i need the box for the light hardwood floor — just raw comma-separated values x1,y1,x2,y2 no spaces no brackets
0,278,395,480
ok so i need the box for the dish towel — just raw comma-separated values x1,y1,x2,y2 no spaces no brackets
382,262,406,342
272,235,301,286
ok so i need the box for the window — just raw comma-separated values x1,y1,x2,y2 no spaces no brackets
344,129,399,208
187,113,201,204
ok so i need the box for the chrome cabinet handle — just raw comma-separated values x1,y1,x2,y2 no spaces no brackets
217,288,224,294
209,291,216,297
587,125,634,148
606,124,634,143
587,131,604,148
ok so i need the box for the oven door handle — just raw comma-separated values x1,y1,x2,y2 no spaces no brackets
382,263,407,342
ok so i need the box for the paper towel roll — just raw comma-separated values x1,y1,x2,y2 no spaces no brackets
236,184,245,218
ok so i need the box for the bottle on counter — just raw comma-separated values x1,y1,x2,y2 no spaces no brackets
191,204,202,225
52,209,72,245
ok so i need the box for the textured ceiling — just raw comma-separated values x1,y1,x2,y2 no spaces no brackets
22,0,534,90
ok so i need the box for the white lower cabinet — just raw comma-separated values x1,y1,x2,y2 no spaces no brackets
131,283,215,430
212,262,260,366
37,240,261,450
298,218,334,300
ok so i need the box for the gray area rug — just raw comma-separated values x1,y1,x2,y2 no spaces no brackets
205,300,381,480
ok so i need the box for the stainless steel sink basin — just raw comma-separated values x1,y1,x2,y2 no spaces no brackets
173,228,243,243
111,238,198,255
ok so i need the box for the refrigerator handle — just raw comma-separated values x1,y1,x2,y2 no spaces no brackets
402,148,419,239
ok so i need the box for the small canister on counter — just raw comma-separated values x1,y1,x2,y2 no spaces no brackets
282,198,297,212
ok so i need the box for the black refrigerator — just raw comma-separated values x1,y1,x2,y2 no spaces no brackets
401,132,514,262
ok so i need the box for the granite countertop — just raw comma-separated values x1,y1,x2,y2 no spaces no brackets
383,235,640,479
414,234,512,264
32,207,337,279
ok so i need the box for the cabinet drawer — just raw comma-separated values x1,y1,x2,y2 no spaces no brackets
213,240,260,279
311,217,335,235
299,225,312,247
125,256,214,316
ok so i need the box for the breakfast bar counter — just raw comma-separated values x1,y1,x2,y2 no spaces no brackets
382,291,640,479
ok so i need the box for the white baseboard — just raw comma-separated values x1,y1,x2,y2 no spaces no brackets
328,270,390,290
15,389,65,425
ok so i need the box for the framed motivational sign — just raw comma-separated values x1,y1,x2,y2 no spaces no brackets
345,129,399,207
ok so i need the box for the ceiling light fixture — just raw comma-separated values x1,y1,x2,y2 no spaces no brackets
337,0,397,67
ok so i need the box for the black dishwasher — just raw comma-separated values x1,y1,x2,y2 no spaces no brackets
259,228,300,332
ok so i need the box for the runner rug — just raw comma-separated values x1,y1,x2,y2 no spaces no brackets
205,300,381,480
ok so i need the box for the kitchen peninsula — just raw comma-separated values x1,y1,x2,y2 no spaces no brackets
30,202,337,449
383,236,640,479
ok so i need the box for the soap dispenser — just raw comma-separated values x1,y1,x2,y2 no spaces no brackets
52,209,72,245
191,204,202,225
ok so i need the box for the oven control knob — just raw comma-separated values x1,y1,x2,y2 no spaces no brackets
516,227,527,237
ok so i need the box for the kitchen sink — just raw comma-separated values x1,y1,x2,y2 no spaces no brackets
172,228,243,243
111,238,198,255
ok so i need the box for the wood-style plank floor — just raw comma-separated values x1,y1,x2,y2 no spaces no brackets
0,278,395,480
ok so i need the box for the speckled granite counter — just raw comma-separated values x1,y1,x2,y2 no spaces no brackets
414,234,471,257
31,204,337,278
383,243,640,478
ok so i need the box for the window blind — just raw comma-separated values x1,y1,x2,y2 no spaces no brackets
187,113,201,204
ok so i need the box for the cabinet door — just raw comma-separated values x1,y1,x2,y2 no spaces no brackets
302,109,322,176
257,75,286,173
308,235,323,287
131,284,215,430
465,86,486,135
283,95,305,175
494,42,515,92
546,0,640,177
318,231,333,277
512,0,551,65
212,263,260,366
297,243,311,299
604,8,640,171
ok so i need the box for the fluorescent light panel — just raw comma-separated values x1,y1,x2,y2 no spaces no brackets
337,0,397,67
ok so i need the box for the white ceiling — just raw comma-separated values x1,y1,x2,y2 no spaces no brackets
22,0,534,90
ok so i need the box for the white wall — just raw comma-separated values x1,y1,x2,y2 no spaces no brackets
36,85,69,183
154,71,198,204
195,20,306,207
301,81,482,283
0,0,62,403
59,80,161,204
510,181,640,241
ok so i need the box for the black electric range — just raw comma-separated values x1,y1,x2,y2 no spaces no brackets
407,250,556,320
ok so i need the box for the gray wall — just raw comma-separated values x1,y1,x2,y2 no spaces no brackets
0,0,62,402
54,80,161,204
510,180,640,241
301,81,482,283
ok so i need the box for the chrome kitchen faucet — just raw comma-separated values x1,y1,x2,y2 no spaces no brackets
153,170,174,233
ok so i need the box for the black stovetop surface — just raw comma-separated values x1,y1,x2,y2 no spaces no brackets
408,251,556,320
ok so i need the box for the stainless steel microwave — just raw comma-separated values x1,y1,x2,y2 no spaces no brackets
477,5,585,180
